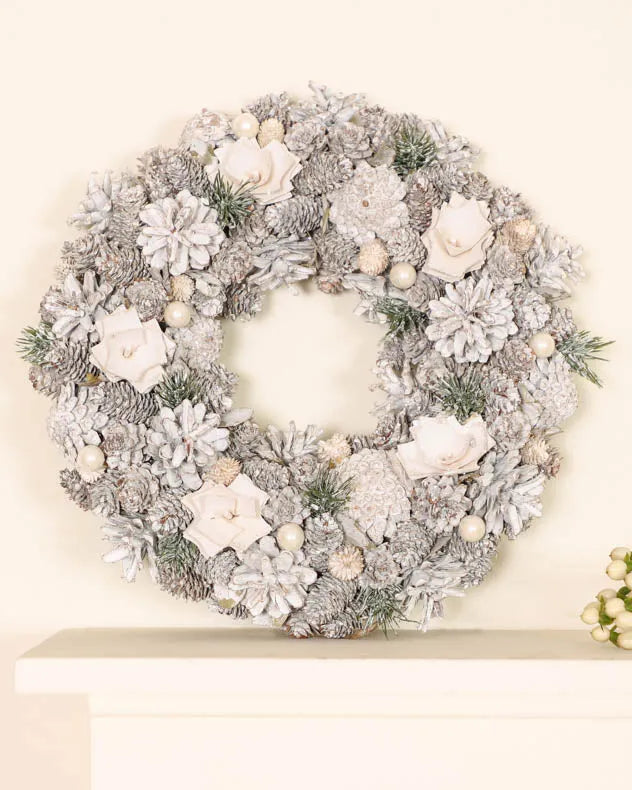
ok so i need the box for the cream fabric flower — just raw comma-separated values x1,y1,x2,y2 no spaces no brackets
422,193,493,282
182,474,271,558
212,138,301,205
90,306,174,393
396,414,494,480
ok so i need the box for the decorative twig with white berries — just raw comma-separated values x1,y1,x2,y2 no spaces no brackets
580,547,632,650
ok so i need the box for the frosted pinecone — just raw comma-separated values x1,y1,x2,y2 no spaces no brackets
41,271,111,343
489,186,531,228
107,182,147,248
319,611,358,639
174,318,223,371
294,152,353,197
116,467,159,515
328,545,364,581
489,410,531,451
485,241,526,288
412,477,471,534
137,146,210,201
156,532,211,602
241,458,290,491
147,400,229,490
47,384,108,460
493,338,535,380
70,171,132,233
179,109,231,156
317,271,344,294
249,238,316,291
545,305,576,342
385,225,424,265
406,271,443,313
389,520,434,570
197,548,240,587
356,105,399,150
194,363,237,414
45,339,91,383
461,171,493,201
223,282,263,321
285,575,357,637
137,190,225,276
259,422,321,464
424,117,478,170
170,274,195,302
237,207,272,246
338,449,410,543
313,228,357,275
289,82,366,127
189,271,225,318
426,276,517,364
147,489,192,535
263,486,307,527
264,195,323,238
59,468,91,510
405,172,441,233
526,225,584,298
512,285,551,334
425,162,470,200
304,514,344,572
88,473,119,516
329,162,408,245
284,119,327,160
483,368,521,416
328,122,371,160
228,421,263,459
521,435,562,479
94,381,158,424
360,545,399,589
101,422,147,469
125,279,168,322
471,449,544,538
222,536,316,625
288,454,319,489
97,243,149,288
245,92,291,125
59,234,104,279
101,514,158,583
211,239,254,286
447,532,499,586
524,356,578,430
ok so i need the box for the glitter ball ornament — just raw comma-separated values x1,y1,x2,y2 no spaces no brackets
257,118,285,148
207,457,241,486
356,239,389,276
164,301,192,328
328,545,364,581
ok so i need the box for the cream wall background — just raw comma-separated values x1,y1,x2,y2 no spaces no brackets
1,0,630,786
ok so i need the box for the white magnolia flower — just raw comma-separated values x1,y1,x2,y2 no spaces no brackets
397,414,494,480
137,190,225,275
183,474,271,558
213,138,301,205
90,306,174,393
422,193,493,282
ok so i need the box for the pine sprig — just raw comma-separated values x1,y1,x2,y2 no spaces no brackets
16,324,55,365
434,368,486,422
354,584,407,636
392,125,437,177
155,371,204,408
207,173,256,231
557,330,613,387
304,466,352,516
376,298,425,337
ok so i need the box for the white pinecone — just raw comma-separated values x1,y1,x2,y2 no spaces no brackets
314,229,358,275
489,186,531,228
263,486,307,527
485,241,526,288
489,411,531,452
94,381,159,424
116,467,159,515
47,384,109,460
426,276,517,363
526,225,584,298
70,171,131,233
101,422,147,470
493,338,535,380
404,171,441,232
385,225,424,265
41,271,111,343
360,544,399,589
328,122,371,160
389,520,434,570
174,318,223,371
294,152,354,197
412,477,471,534
512,285,551,334
125,279,168,321
524,356,578,430
284,119,327,160
264,196,323,238
211,239,254,286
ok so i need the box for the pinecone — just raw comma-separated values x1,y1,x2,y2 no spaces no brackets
389,520,434,570
147,489,192,535
59,234,104,278
304,514,344,571
138,146,211,201
196,548,239,586
98,244,149,288
94,381,159,423
125,279,168,322
107,183,147,248
223,282,263,321
59,468,90,510
88,473,119,516
461,171,493,201
236,207,272,246
241,458,290,491
211,239,254,286
45,340,91,382
317,272,345,294
265,196,323,238
493,338,535,380
489,186,531,228
313,228,357,275
319,611,359,639
385,225,424,265
294,152,354,197
426,162,470,200
327,122,372,160
206,457,241,486
156,533,212,602
405,172,441,233
244,92,291,125
29,364,63,397
285,575,357,637
356,105,399,150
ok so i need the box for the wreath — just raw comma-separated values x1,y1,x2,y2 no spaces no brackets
18,84,612,638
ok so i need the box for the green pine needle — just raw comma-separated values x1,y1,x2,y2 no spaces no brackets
207,173,256,231
304,466,352,516
155,371,205,408
376,298,425,337
16,324,55,365
434,368,486,423
156,531,200,575
354,585,407,636
557,330,614,387
392,125,437,177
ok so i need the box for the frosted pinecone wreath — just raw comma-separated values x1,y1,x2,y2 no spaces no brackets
19,83,612,639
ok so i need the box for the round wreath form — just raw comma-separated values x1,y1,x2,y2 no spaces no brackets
19,84,611,639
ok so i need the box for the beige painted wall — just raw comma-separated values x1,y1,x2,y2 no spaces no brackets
1,0,630,786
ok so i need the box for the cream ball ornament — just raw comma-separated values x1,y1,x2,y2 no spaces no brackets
580,604,600,625
606,559,628,580
610,546,631,561
388,262,417,290
604,597,625,617
590,625,610,643
458,515,486,542
77,444,105,471
231,112,260,139
276,522,305,552
528,332,556,359
615,610,632,630
617,630,632,650
163,301,192,328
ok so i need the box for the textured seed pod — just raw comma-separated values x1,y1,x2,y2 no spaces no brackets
356,239,389,275
207,457,241,486
502,217,537,253
328,545,364,581
257,118,285,148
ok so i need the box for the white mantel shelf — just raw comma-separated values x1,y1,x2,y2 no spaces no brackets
14,630,632,790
